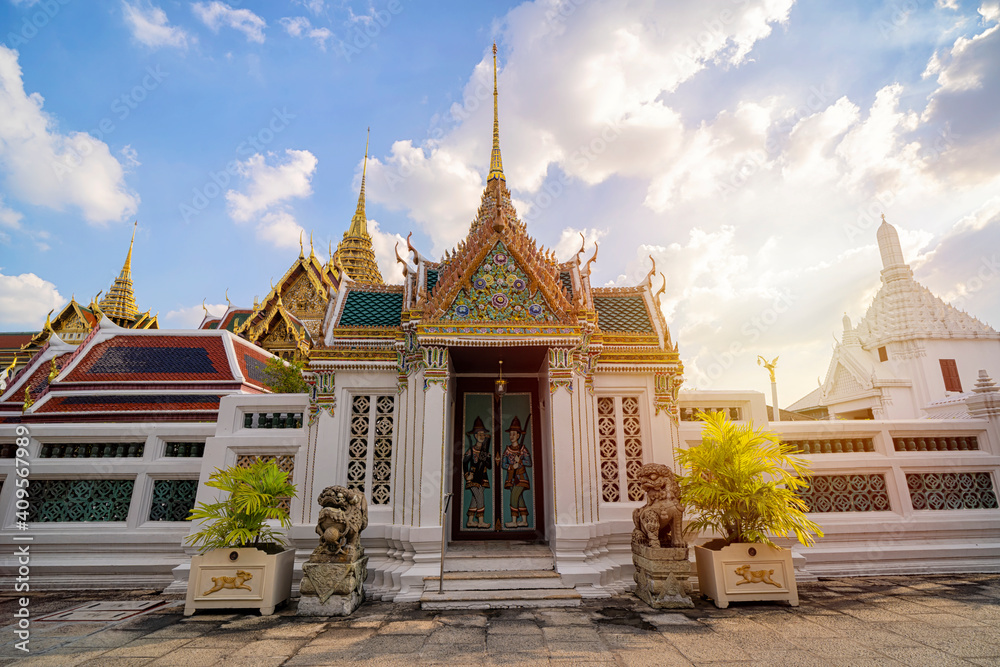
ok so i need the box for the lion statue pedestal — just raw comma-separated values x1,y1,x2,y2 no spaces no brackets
297,486,369,616
630,463,693,609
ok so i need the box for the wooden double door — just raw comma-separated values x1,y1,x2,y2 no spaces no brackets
451,377,544,541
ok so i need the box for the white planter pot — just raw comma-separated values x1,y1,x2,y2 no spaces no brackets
694,542,798,609
184,547,295,616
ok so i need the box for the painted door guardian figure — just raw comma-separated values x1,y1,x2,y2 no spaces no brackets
463,416,492,528
502,415,531,528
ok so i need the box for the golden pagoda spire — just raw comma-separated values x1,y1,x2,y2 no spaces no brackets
334,128,383,284
99,222,140,326
348,127,370,238
487,42,505,184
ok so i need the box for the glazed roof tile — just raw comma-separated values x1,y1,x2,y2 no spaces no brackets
37,394,222,413
560,271,573,299
64,336,233,382
0,333,34,349
233,338,272,389
426,269,439,294
593,296,653,332
339,290,404,327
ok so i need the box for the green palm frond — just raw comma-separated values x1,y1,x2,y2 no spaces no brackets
676,410,823,548
185,458,298,553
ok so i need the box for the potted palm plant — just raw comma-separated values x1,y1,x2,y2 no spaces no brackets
677,410,823,608
183,458,298,616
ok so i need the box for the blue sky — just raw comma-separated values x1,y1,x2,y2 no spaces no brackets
1,0,999,406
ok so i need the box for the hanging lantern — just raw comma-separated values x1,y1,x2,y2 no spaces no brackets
495,359,507,396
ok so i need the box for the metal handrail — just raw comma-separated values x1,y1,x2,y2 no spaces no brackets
438,492,453,595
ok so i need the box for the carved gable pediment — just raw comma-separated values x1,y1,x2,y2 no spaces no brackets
439,239,560,323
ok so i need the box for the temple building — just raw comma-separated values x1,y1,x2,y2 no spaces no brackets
788,216,1000,420
6,222,158,377
0,45,998,597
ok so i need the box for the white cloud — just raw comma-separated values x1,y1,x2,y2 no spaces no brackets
367,219,407,285
294,0,324,16
163,303,228,329
279,16,332,50
553,227,607,262
0,196,23,230
981,2,1000,23
192,1,266,43
226,149,317,221
0,46,139,224
0,271,64,328
122,1,190,49
225,149,317,248
119,144,141,168
256,210,303,249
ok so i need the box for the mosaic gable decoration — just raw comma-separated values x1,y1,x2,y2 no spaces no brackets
441,240,559,324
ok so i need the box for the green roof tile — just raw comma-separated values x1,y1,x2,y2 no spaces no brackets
593,296,653,332
339,290,403,327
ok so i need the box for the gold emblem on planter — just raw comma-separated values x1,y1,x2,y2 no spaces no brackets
734,565,781,588
203,570,253,595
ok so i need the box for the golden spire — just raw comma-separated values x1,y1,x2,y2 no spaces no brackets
334,128,383,284
487,42,505,184
348,127,370,238
99,222,139,326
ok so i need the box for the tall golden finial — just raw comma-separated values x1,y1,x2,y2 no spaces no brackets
201,299,208,316
99,222,139,325
299,230,304,258
335,128,383,283
309,232,315,257
347,128,370,238
225,289,231,309
123,220,137,272
487,42,505,184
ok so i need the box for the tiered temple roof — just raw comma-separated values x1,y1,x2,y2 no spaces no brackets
333,129,384,285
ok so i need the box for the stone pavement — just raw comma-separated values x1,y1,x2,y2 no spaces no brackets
2,574,1000,666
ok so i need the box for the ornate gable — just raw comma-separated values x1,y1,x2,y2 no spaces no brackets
236,243,336,358
422,187,574,324
439,239,561,324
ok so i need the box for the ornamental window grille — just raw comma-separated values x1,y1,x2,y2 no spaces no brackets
27,479,135,522
348,394,396,505
235,455,295,512
907,472,998,510
597,395,645,502
148,480,198,521
38,442,144,458
797,474,891,512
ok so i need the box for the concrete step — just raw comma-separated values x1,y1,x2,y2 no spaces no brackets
443,555,554,572
420,588,582,610
443,542,555,573
424,570,572,591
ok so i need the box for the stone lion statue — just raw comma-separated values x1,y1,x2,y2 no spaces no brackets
311,485,368,563
631,463,685,549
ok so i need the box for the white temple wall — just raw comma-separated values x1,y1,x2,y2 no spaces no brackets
0,421,215,590
679,389,1000,576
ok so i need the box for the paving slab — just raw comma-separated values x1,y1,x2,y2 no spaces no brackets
4,574,1000,665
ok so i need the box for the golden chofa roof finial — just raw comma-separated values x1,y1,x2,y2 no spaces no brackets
487,42,505,185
